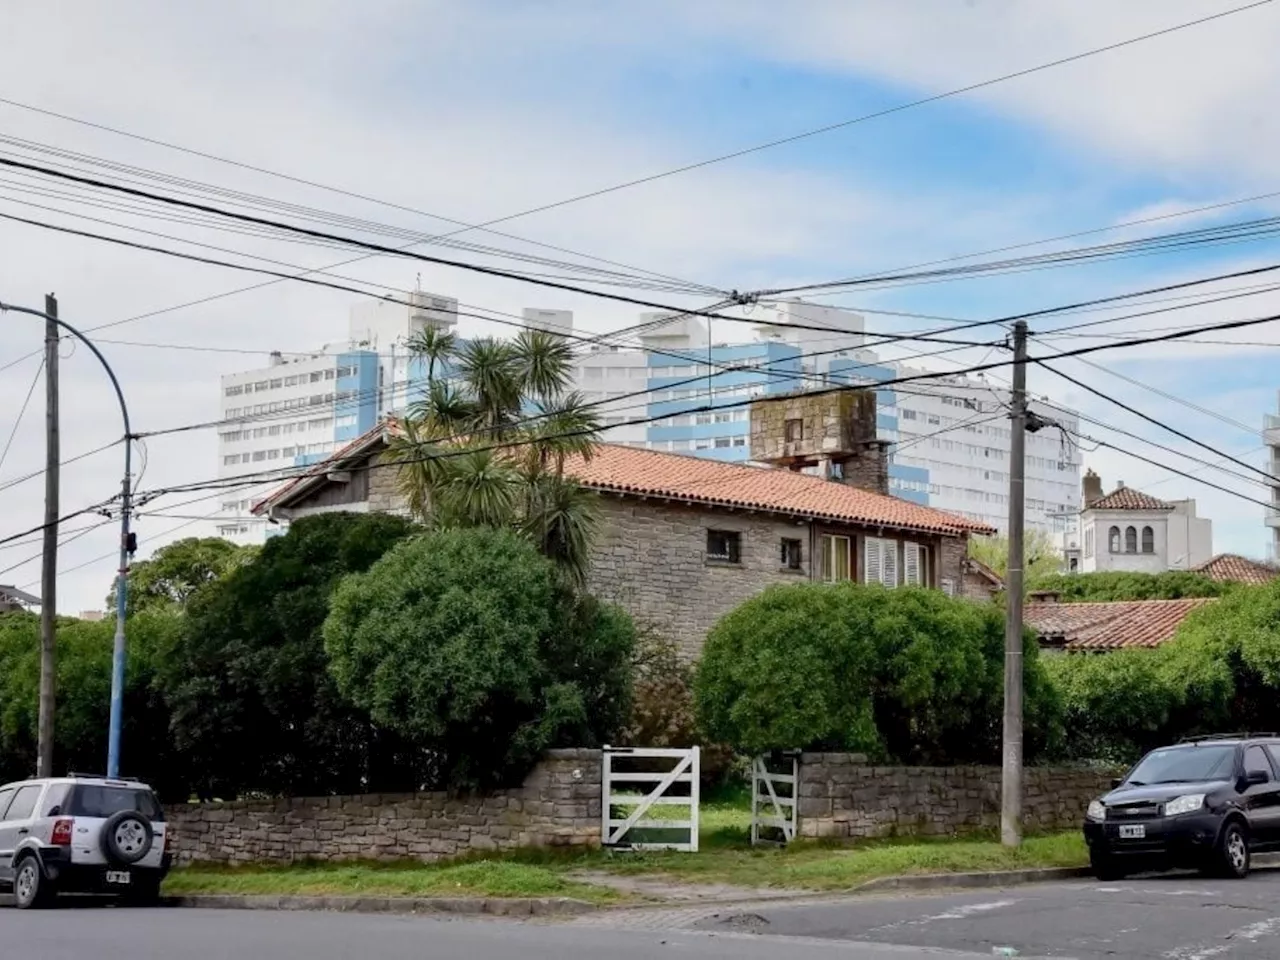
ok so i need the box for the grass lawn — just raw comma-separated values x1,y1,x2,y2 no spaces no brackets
165,786,1088,900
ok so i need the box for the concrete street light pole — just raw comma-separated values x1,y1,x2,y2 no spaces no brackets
0,299,134,779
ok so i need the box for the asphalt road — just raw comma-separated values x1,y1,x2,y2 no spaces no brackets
681,870,1280,959
1,904,992,960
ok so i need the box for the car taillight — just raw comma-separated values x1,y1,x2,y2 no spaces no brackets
51,818,73,846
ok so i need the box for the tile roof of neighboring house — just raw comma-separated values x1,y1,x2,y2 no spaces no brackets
964,556,1005,588
561,444,996,536
1025,597,1215,651
254,422,996,537
1087,485,1174,512
1193,553,1280,586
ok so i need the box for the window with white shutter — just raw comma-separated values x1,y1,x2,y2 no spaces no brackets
904,542,921,586
881,540,899,588
863,537,882,585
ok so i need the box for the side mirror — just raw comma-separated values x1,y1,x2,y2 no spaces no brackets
1244,770,1269,787
1110,778,1123,789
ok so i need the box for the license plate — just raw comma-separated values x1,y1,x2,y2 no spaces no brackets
105,871,131,885
1119,824,1146,840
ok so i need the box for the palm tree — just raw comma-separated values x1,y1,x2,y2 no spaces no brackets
405,326,457,383
394,328,602,581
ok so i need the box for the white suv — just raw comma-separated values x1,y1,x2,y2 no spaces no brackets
0,774,171,908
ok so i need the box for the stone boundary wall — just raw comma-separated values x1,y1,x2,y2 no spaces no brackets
797,753,1118,840
168,749,602,865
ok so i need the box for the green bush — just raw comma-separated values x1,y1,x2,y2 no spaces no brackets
693,582,1062,763
0,609,184,795
166,512,419,799
324,526,634,790
1030,571,1227,602
1045,650,1185,764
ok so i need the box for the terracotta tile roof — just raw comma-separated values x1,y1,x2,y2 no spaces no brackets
1025,598,1215,651
1088,486,1174,512
560,444,995,537
1194,553,1280,586
254,424,994,537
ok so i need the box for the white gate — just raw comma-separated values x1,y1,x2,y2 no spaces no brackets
601,746,700,852
751,753,798,845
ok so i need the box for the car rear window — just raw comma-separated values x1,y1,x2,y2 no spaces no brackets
1126,744,1236,785
66,784,165,822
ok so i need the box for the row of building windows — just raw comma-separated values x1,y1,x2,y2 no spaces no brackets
222,441,335,466
1083,525,1156,558
223,365,361,397
219,418,337,443
224,390,363,420
704,530,949,593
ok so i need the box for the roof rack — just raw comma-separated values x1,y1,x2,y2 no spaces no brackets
66,771,140,782
1176,733,1280,744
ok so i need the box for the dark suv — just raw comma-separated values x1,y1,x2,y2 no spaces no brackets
1083,735,1280,880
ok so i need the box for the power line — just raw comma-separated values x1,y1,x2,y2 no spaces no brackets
1060,424,1279,515
0,354,43,474
0,112,724,297
130,306,1280,502
1035,360,1280,487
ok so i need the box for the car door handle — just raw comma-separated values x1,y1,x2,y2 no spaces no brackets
16,829,28,835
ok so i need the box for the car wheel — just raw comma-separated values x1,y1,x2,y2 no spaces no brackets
13,857,53,909
1090,849,1125,882
100,810,154,865
1214,821,1251,879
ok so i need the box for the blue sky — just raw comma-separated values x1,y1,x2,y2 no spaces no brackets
2,0,1280,609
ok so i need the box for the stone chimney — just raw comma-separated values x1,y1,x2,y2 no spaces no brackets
1082,469,1103,508
749,389,890,495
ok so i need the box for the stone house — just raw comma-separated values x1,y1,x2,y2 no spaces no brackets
254,403,994,657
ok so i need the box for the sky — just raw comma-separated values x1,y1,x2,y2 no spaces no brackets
2,0,1280,612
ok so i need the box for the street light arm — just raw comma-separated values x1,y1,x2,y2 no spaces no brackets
0,298,133,779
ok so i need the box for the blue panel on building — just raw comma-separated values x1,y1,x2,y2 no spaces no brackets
336,350,379,442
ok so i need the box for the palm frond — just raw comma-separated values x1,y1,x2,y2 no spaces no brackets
513,329,574,401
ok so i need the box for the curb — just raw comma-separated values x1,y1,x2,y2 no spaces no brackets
852,866,1092,893
162,894,599,917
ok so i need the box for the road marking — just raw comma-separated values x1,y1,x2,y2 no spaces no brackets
927,900,1020,922
1163,915,1280,960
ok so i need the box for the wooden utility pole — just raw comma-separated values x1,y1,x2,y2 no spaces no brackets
1001,320,1029,847
38,292,59,778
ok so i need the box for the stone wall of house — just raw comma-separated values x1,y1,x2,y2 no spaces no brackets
587,497,810,659
367,451,411,516
797,753,1116,839
167,750,601,865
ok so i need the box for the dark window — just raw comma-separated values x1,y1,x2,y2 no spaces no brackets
1069,558,1079,572
1245,746,1274,783
1125,744,1235,785
1142,526,1155,554
1124,526,1138,553
40,783,70,817
66,785,165,822
784,418,804,443
1109,526,1121,553
3,785,43,822
780,538,802,570
706,530,741,564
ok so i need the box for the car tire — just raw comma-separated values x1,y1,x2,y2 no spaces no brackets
1211,821,1251,879
1090,849,1125,882
12,856,53,909
101,810,154,865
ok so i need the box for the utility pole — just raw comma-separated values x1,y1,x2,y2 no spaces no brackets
1001,320,1028,847
37,293,59,779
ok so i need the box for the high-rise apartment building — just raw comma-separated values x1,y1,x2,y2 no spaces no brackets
215,291,1082,541
214,290,457,543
